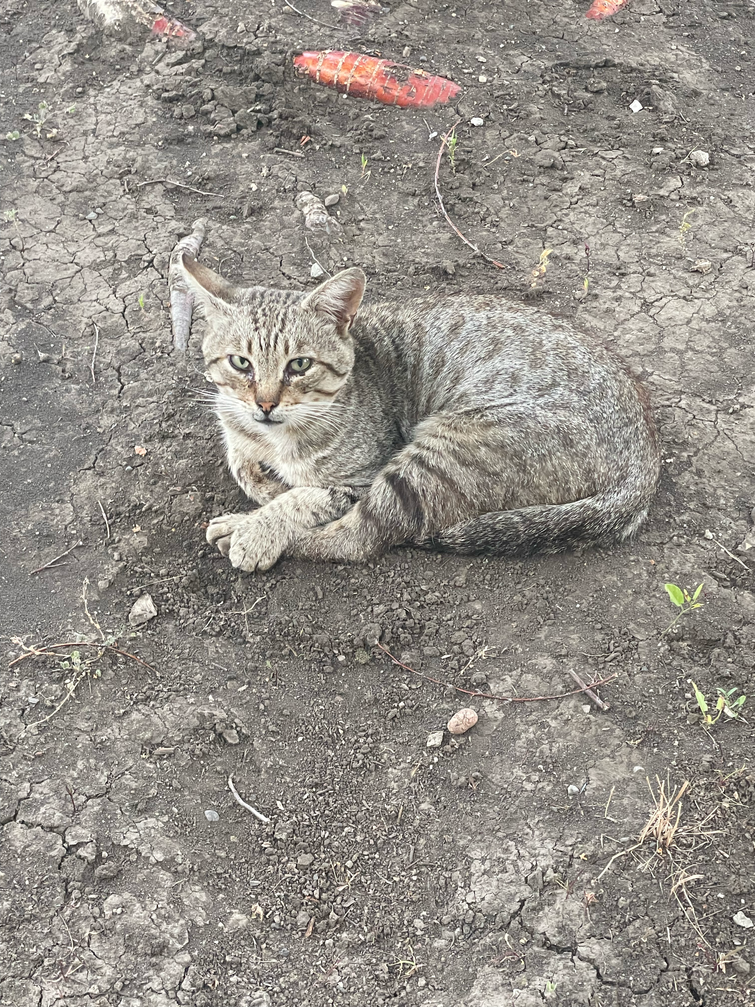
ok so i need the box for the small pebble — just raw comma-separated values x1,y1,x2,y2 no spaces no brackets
128,592,157,627
733,911,754,929
567,784,580,796
11,353,22,364
447,708,478,735
629,99,643,113
310,263,326,279
204,810,220,822
426,730,444,749
478,75,488,83
688,149,709,167
323,193,340,206
470,117,484,127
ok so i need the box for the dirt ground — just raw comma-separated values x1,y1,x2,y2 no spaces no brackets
1,0,755,1004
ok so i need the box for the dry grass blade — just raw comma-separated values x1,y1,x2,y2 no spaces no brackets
597,776,690,880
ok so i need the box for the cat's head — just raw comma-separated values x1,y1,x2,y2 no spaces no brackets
180,256,365,433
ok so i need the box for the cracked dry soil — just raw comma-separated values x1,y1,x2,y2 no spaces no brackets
1,0,755,1005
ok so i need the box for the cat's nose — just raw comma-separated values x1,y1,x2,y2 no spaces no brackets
257,401,277,415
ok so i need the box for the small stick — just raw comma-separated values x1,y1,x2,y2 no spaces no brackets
707,533,748,570
377,643,617,704
135,178,225,197
304,236,332,278
90,321,99,384
228,774,271,824
30,540,82,576
97,499,111,540
283,0,340,29
568,668,610,711
169,218,207,351
9,640,154,673
434,124,506,270
273,147,306,158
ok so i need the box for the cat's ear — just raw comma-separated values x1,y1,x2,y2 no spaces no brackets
301,267,366,334
180,254,238,314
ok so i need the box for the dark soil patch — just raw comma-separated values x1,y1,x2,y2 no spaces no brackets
1,1,754,1005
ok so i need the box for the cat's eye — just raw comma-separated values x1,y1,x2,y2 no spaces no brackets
288,357,313,374
229,355,252,372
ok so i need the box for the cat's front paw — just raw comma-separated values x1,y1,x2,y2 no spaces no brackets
206,512,285,573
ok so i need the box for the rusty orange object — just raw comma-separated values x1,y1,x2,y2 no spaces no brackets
293,51,461,108
585,0,629,19
151,14,196,39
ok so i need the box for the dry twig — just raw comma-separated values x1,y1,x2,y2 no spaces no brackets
568,668,610,711
377,643,616,704
434,124,506,270
228,774,271,824
283,0,340,29
134,178,224,197
90,321,99,384
30,541,82,576
9,640,154,673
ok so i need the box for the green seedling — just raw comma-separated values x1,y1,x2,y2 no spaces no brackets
138,293,146,310
1,209,18,223
23,101,51,138
678,209,697,250
690,681,746,728
5,130,20,141
360,152,369,179
663,582,704,634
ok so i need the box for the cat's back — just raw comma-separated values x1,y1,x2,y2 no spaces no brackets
357,292,635,413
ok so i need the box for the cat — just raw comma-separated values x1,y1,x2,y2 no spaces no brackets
179,254,660,573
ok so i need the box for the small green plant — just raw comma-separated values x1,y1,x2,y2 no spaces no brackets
678,209,697,250
690,681,746,728
447,128,459,172
1,208,18,223
5,130,20,141
663,582,704,634
360,152,369,179
544,980,558,995
23,101,51,138
137,293,146,310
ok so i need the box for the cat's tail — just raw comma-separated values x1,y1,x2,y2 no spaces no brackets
424,484,656,557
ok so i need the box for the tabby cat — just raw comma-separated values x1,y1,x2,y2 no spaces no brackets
180,255,660,572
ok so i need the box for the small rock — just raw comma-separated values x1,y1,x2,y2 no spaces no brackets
94,862,121,881
585,78,607,93
470,117,484,127
629,99,643,113
688,149,710,168
323,193,340,206
567,784,580,796
447,708,478,735
426,730,444,749
222,728,240,745
227,911,250,932
11,353,22,364
733,911,754,929
128,592,157,627
297,853,314,867
478,76,487,83
204,809,220,822
533,149,559,169
310,262,326,279
691,259,712,274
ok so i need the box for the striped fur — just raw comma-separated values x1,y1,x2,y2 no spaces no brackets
180,257,660,572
